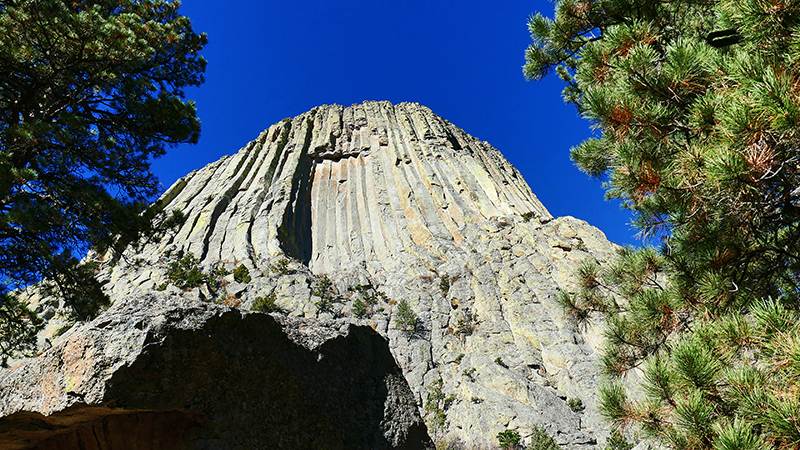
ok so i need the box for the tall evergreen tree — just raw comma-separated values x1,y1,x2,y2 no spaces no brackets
0,0,205,362
525,1,800,449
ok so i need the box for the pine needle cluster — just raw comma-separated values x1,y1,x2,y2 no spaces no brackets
527,1,800,449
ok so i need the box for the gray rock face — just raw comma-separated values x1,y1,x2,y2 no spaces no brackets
0,293,432,449
104,101,551,285
11,101,619,448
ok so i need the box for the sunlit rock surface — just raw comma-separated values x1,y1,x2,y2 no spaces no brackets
8,101,619,449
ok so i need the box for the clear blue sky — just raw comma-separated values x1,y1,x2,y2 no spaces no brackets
152,0,639,246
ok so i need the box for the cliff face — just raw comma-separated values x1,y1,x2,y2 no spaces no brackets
107,101,550,285
7,101,619,448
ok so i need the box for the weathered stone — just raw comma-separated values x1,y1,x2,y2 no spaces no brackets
7,101,621,449
0,292,432,449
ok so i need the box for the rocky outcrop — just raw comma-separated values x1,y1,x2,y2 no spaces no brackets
10,101,619,448
0,293,432,449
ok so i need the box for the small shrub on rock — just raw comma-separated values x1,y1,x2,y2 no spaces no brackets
352,298,368,318
313,275,337,313
217,293,241,308
528,424,560,450
497,430,521,450
454,309,477,337
312,275,334,298
462,367,476,381
604,430,633,450
52,323,73,339
252,293,283,313
433,436,468,450
439,273,451,295
167,253,206,289
211,263,230,279
351,283,388,307
567,397,584,412
425,378,450,430
232,264,251,283
395,299,417,332
270,258,291,275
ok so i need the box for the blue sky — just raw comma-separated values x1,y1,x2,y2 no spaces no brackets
153,0,639,246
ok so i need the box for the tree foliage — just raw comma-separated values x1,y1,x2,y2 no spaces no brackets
395,299,418,332
526,1,800,449
0,0,205,362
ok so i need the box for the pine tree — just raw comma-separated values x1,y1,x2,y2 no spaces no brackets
0,0,205,362
526,1,800,449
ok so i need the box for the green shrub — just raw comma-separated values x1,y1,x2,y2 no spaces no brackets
425,378,450,430
270,257,291,275
455,309,477,337
497,430,521,449
211,263,230,279
462,367,476,381
52,323,73,338
439,273,451,295
395,299,417,331
433,436,468,450
252,293,283,313
312,275,333,298
315,297,336,313
567,397,584,412
528,424,560,450
233,264,251,283
313,275,337,313
495,357,508,368
352,298,368,318
351,283,387,305
167,253,206,289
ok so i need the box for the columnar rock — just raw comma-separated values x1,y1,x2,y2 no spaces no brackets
19,101,619,448
107,101,550,282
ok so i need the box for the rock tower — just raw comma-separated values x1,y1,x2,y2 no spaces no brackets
4,101,619,449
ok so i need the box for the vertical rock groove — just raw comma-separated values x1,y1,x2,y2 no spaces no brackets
125,101,551,274
279,115,316,264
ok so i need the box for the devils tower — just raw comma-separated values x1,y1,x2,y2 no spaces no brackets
1,101,618,449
